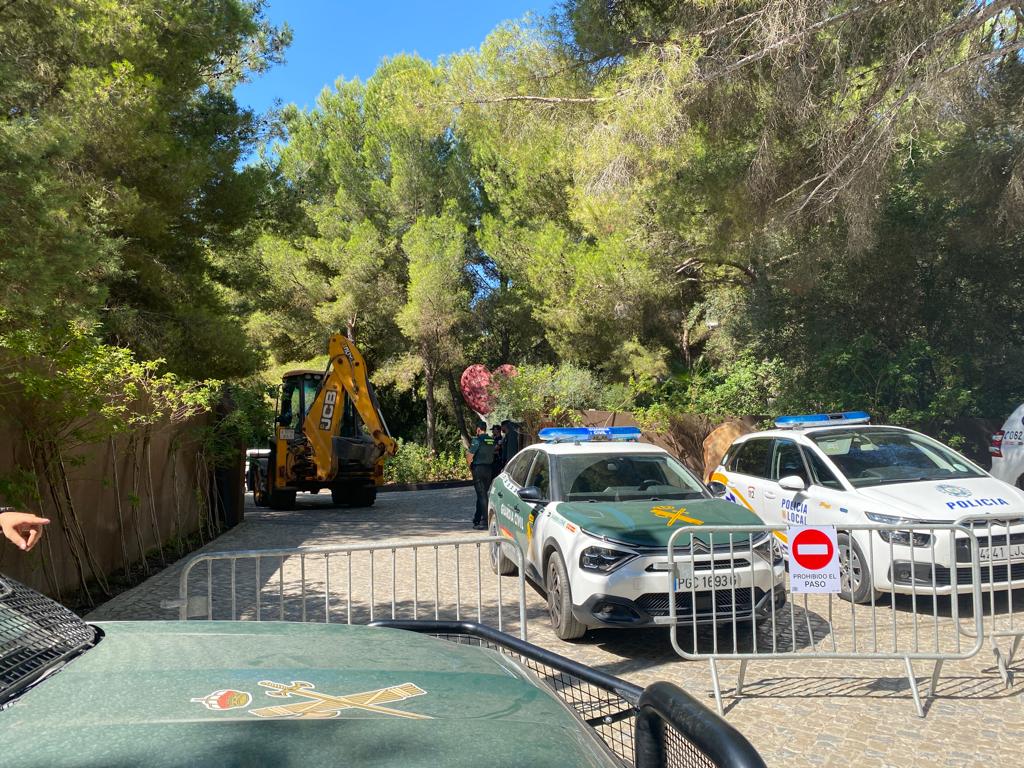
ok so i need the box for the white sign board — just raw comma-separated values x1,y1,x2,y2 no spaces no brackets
787,526,842,594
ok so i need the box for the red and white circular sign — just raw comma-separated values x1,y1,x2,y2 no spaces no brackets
791,528,835,571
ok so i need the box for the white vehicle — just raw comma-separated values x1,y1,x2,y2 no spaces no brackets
487,427,786,640
990,403,1024,489
711,411,1024,602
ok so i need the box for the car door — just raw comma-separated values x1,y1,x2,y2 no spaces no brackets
767,438,812,526
718,437,773,519
767,439,849,528
522,452,553,563
493,449,536,556
799,445,852,527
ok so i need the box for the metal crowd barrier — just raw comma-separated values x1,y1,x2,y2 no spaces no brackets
371,620,767,768
163,536,530,640
954,512,1024,686
662,523,985,717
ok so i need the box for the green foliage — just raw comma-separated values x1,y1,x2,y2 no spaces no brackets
8,0,1024,480
490,363,602,426
0,325,218,445
0,0,290,378
383,439,470,484
682,355,791,417
195,379,275,469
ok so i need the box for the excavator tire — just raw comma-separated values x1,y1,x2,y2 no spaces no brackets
265,444,296,510
331,485,376,508
351,486,376,508
268,489,296,510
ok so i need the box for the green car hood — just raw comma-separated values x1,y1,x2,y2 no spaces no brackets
554,497,763,548
0,621,619,768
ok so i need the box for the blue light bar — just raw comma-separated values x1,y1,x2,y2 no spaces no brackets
538,426,642,443
774,411,871,429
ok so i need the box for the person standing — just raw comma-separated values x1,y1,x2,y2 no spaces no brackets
500,420,520,465
467,421,496,530
491,424,505,477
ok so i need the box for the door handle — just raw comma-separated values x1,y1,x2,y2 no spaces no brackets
764,491,776,500
497,491,504,498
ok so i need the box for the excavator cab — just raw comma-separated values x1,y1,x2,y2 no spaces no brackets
250,337,397,511
277,370,321,430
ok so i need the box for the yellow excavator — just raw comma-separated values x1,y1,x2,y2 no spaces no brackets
247,334,397,510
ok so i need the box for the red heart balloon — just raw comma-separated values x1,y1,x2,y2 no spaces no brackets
460,365,492,415
460,364,518,415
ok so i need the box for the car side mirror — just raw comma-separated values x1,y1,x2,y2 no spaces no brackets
707,481,728,498
778,475,807,492
517,486,546,503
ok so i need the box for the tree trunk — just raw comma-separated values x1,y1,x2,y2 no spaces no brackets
128,437,150,576
29,454,62,602
445,369,472,449
108,436,131,576
143,433,166,566
169,436,184,555
54,442,110,596
423,355,437,453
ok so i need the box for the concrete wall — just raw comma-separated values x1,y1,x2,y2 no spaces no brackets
0,412,211,599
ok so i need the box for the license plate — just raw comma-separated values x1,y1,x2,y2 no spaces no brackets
674,572,740,591
978,544,1024,563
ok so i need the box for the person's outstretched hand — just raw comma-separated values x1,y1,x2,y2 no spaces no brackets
1,511,50,552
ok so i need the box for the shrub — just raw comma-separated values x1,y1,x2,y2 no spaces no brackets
384,439,470,484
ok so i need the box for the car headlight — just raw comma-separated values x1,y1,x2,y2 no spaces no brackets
579,547,635,572
865,512,933,548
751,533,783,565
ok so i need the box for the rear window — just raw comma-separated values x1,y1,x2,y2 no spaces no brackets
728,439,771,478
505,451,535,487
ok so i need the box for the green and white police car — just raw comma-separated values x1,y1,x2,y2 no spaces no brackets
487,427,787,640
711,411,1024,603
0,574,764,767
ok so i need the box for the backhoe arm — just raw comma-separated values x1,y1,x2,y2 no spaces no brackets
303,334,398,482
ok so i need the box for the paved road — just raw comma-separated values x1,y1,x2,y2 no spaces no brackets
89,486,1024,767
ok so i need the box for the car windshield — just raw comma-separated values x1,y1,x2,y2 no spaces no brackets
0,576,99,707
555,452,708,502
810,428,985,488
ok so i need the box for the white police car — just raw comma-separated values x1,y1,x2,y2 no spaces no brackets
711,412,1024,602
487,427,786,640
990,403,1024,489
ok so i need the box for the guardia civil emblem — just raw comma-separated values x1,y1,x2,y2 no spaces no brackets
248,680,431,720
650,505,703,527
191,689,252,711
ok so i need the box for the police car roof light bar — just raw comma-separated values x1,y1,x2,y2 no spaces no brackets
774,411,871,429
538,426,642,443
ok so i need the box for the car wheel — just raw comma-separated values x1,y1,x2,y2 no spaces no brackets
545,550,586,641
838,533,877,604
488,513,518,576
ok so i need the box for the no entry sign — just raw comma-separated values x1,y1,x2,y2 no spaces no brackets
787,526,841,594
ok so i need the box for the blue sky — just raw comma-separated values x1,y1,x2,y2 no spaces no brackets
235,1,555,116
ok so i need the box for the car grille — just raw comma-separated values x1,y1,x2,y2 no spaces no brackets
955,531,1024,562
1,577,98,698
636,588,764,618
932,562,1024,586
645,558,751,573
